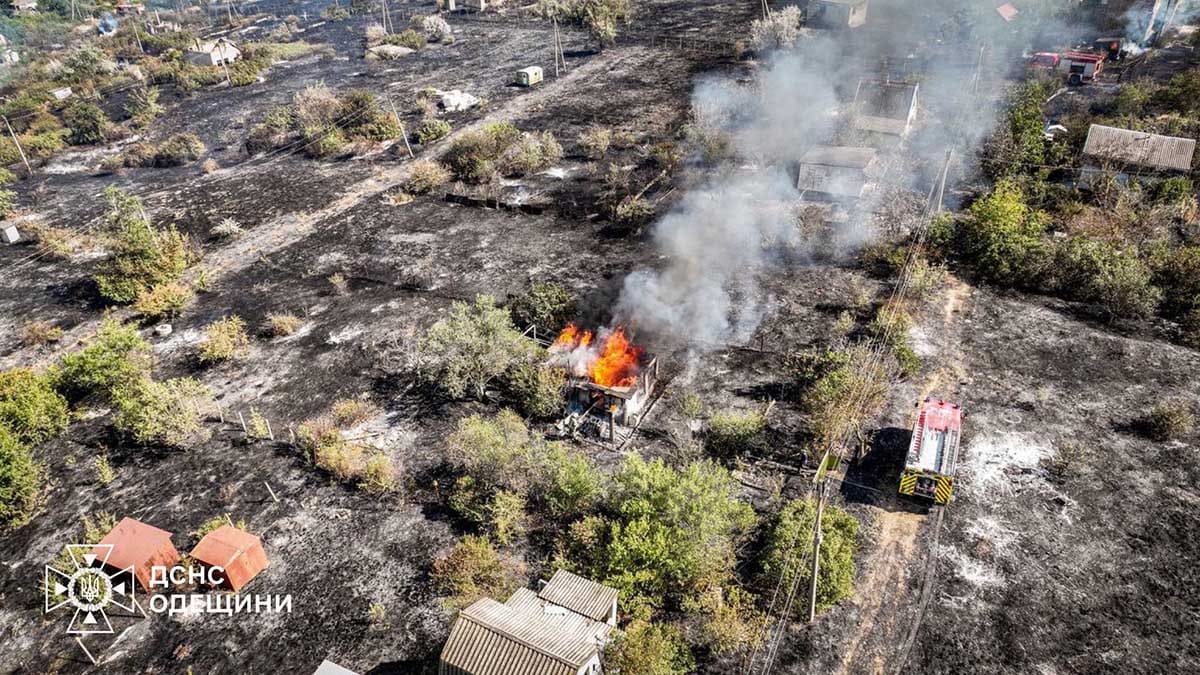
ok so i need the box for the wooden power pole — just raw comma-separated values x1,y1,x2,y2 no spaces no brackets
4,116,31,177
807,480,826,622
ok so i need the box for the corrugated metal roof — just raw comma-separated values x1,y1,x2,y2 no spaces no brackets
440,598,597,675
506,588,612,644
798,146,877,169
537,570,619,622
1082,124,1196,173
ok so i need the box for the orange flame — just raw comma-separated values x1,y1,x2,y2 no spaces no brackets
551,324,642,388
589,328,642,388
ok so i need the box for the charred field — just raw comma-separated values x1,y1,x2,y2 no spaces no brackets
1,1,1199,674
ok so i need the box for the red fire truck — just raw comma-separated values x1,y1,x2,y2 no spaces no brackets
898,398,962,505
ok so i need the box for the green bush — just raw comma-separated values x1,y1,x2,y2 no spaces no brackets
431,535,513,605
93,188,192,303
758,498,859,615
150,133,205,167
417,295,533,399
415,118,451,144
960,179,1048,286
506,363,566,419
499,131,563,176
132,281,194,320
542,443,604,519
510,281,577,331
0,426,41,530
125,85,163,128
198,316,250,364
604,620,694,675
1153,245,1200,321
443,122,523,183
0,189,15,219
1048,237,1160,320
111,377,213,447
403,158,452,194
0,369,69,445
487,489,527,545
56,318,154,400
384,29,426,50
62,102,112,146
1153,177,1194,205
706,410,765,457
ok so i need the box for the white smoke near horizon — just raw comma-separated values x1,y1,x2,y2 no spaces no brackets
614,0,1099,351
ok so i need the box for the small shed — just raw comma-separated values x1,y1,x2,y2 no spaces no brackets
852,79,919,138
809,0,868,29
537,569,618,626
13,0,38,15
190,524,269,592
114,1,144,15
995,3,1018,22
50,86,73,102
185,38,241,67
515,66,543,87
796,146,877,199
1080,124,1196,184
92,517,180,590
2,226,20,244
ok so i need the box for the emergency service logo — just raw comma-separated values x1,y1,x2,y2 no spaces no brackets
44,543,145,661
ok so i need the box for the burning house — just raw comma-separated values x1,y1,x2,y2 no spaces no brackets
545,325,658,443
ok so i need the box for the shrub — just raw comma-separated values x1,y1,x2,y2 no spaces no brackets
540,0,633,47
296,415,342,462
56,318,154,400
0,426,41,530
499,131,562,175
577,126,611,159
20,321,64,346
360,452,399,494
0,189,15,219
265,313,304,337
210,218,244,239
758,498,859,615
331,397,380,427
542,443,604,520
313,440,365,480
198,316,250,364
125,85,163,128
448,410,538,490
385,29,426,50
507,363,565,419
960,179,1047,286
417,295,533,399
111,376,212,446
151,133,205,167
93,454,115,485
1140,401,1195,441
192,513,246,539
510,281,576,331
415,118,451,144
421,15,453,42
683,585,767,655
706,410,766,458
802,346,887,448
604,620,694,675
403,159,452,194
431,535,513,604
613,194,654,226
0,368,70,445
365,22,387,45
1048,237,1160,320
63,102,112,145
487,490,526,545
94,188,192,304
750,5,802,51
443,122,522,182
132,282,194,320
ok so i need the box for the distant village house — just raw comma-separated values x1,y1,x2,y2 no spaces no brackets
809,0,868,29
186,38,241,67
439,570,618,675
796,146,878,199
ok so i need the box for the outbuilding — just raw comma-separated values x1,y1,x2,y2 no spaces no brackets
92,517,180,590
13,0,37,15
185,38,241,67
852,79,919,138
809,0,868,29
190,524,269,592
796,146,877,199
515,66,543,87
1080,123,1196,185
313,660,359,675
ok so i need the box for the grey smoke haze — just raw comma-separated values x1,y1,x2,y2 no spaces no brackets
615,0,1121,349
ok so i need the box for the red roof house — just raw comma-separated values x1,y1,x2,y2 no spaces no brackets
190,525,269,592
92,517,180,590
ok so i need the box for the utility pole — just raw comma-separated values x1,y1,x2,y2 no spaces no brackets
933,149,953,214
387,96,414,158
806,480,826,623
381,0,390,34
4,116,31,177
553,18,561,77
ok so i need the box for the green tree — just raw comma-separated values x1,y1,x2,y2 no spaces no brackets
758,498,859,615
0,426,41,530
418,295,533,399
604,620,694,675
510,281,577,331
62,102,111,145
431,535,513,606
93,188,192,303
563,456,755,608
706,410,766,458
506,362,566,419
960,178,1048,286
0,368,69,445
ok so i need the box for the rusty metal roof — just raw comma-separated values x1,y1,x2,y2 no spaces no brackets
1082,124,1196,173
190,525,269,592
440,598,598,675
537,570,618,623
92,517,180,589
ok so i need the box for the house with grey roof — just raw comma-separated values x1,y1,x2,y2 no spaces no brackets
439,570,618,675
852,79,919,139
797,146,878,199
1080,124,1196,186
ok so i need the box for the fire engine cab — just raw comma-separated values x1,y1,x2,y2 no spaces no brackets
899,398,962,505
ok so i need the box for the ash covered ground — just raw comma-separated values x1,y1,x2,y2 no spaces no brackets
1,1,1198,674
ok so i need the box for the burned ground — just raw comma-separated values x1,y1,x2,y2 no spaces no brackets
2,2,1199,675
